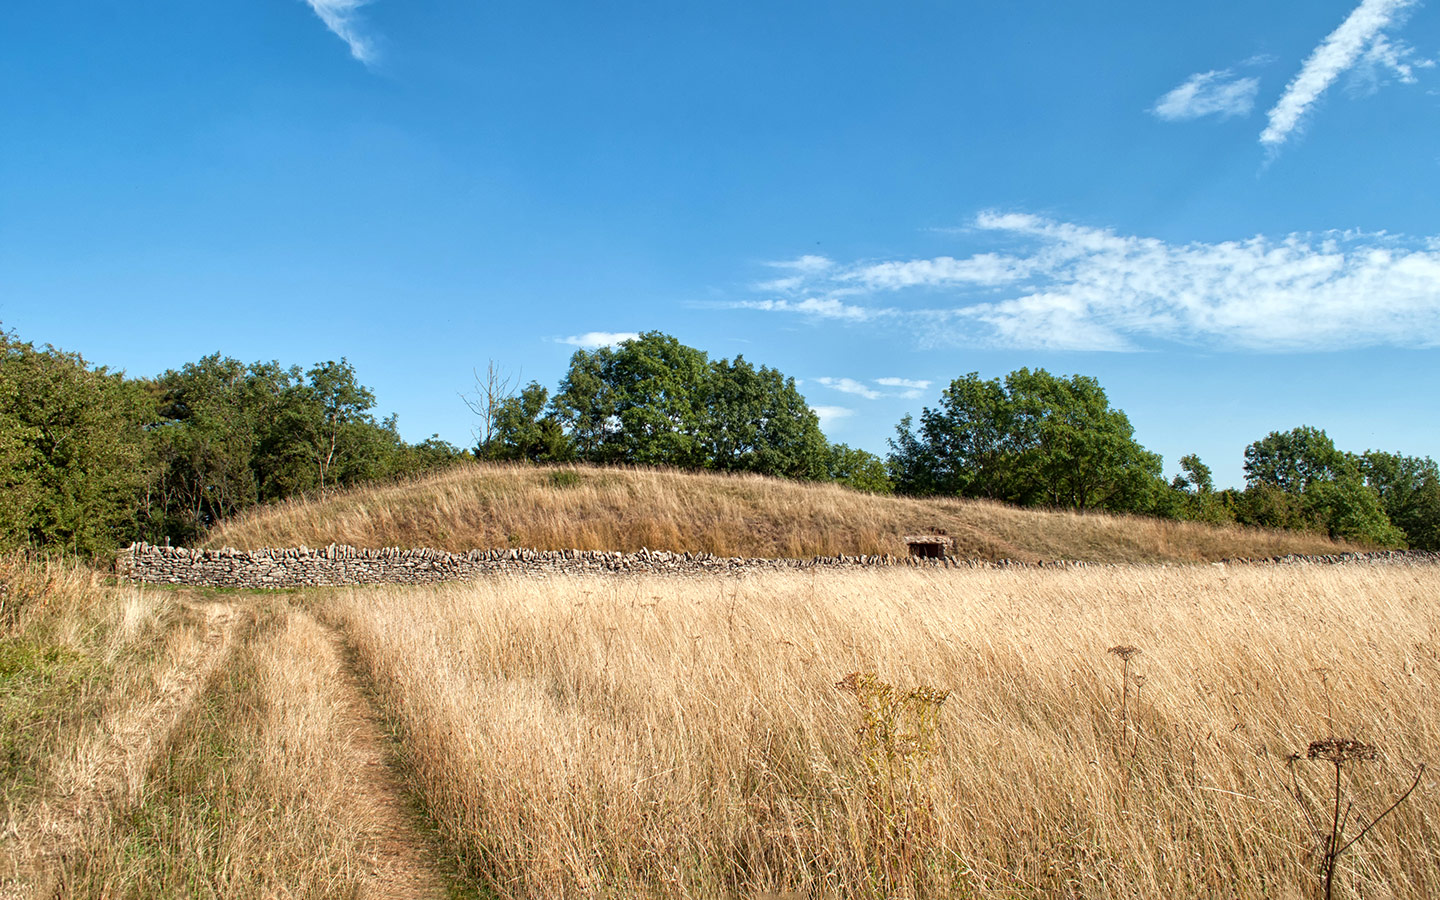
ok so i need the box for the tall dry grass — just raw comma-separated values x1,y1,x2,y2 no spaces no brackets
208,462,1354,563
49,602,403,898
324,563,1440,899
0,555,181,879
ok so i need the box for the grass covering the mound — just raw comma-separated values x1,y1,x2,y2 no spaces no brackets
205,462,1356,564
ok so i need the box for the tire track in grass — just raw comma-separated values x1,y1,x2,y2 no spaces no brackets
2,596,242,899
299,607,449,900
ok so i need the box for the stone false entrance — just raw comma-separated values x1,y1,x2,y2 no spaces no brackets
904,534,952,559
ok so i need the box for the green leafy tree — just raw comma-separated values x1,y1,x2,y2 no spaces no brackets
1004,368,1162,510
913,373,1015,499
890,368,1163,513
1237,427,1404,546
1357,451,1440,550
0,333,151,553
826,443,893,493
705,357,828,478
1243,426,1347,493
886,415,941,496
1167,453,1231,524
550,333,827,477
487,382,572,462
1306,474,1407,546
388,433,467,476
259,359,378,496
149,355,296,540
1175,453,1214,494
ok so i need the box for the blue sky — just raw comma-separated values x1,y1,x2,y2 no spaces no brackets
3,0,1438,488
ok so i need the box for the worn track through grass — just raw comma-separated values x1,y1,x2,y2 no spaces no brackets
4,596,242,899
302,606,448,900
5,588,453,899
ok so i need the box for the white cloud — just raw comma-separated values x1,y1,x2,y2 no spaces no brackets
810,405,854,426
303,0,379,65
557,331,640,349
769,255,834,274
1152,69,1260,121
754,256,840,292
874,377,931,390
1261,0,1419,149
734,211,1440,352
1351,34,1435,93
814,376,932,401
816,377,884,400
874,377,932,398
846,254,1035,289
727,297,889,322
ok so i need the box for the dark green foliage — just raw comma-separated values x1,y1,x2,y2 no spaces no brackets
826,444,893,494
548,332,829,479
0,332,151,554
148,355,295,541
1176,454,1214,494
389,432,469,479
481,382,571,463
256,358,379,497
1305,474,1406,546
0,325,465,553
888,368,1164,513
1357,451,1440,550
1243,426,1348,493
552,332,710,468
704,356,828,479
1168,454,1232,524
1233,428,1408,547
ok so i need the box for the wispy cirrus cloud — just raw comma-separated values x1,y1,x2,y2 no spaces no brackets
727,297,888,322
557,331,640,349
1350,34,1435,94
1152,69,1261,121
302,0,379,65
1261,0,1420,149
815,377,884,400
875,377,932,399
874,377,931,390
733,211,1440,353
816,376,933,401
809,405,854,426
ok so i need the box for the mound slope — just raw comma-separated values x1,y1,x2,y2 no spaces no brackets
203,463,1355,564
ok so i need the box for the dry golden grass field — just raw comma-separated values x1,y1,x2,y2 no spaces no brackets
3,553,1437,899
203,462,1357,563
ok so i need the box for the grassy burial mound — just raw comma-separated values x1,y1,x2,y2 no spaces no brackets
202,462,1358,563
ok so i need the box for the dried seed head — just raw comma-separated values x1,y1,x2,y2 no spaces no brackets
1307,738,1378,764
1107,645,1141,662
905,685,951,708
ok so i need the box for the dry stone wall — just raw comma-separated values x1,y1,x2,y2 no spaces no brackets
115,542,1440,590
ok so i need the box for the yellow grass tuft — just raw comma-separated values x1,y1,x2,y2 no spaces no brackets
206,462,1356,563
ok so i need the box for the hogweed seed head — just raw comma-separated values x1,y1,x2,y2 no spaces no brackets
1307,738,1378,764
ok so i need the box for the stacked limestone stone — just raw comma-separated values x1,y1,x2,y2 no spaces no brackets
113,543,1440,590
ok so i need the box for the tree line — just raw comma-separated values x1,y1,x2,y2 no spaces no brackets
480,335,1439,550
3,324,1434,555
0,328,463,554
472,331,891,491
885,371,1438,548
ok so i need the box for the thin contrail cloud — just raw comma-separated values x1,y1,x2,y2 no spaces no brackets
1261,0,1418,148
302,0,378,65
